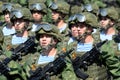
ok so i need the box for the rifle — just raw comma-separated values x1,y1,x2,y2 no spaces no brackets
29,48,74,80
72,40,108,80
114,34,120,43
0,36,36,75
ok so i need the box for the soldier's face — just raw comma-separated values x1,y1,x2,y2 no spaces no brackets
4,13,10,23
39,34,52,47
100,17,110,28
52,10,60,21
77,23,87,35
71,24,78,37
14,19,25,30
32,11,43,21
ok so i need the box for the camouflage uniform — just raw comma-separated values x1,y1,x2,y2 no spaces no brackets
1,3,14,53
9,7,32,48
0,27,9,80
0,7,33,80
67,12,109,80
49,1,70,37
97,7,120,57
16,23,77,80
101,40,120,80
98,7,119,40
1,3,22,52
28,0,47,37
112,7,120,58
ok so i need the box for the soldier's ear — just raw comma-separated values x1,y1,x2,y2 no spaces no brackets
109,20,114,26
52,37,58,45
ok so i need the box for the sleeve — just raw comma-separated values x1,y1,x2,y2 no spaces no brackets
7,53,34,80
61,57,78,80
8,60,27,80
101,40,120,80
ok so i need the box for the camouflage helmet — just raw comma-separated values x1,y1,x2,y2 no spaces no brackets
0,1,3,14
93,1,106,8
28,0,46,13
70,5,82,15
35,22,62,42
83,0,106,8
13,3,22,8
10,7,32,21
2,3,14,13
81,3,99,15
29,3,47,14
68,12,98,28
82,12,98,27
99,7,119,21
28,0,46,4
49,1,70,15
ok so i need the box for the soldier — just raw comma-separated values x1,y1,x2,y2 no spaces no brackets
1,3,15,35
68,12,98,48
0,23,77,80
49,1,70,36
100,11,120,78
1,3,22,51
1,2,22,29
0,29,7,80
98,6,120,58
98,6,119,41
100,40,120,80
0,7,33,79
29,23,77,80
81,3,100,34
10,7,32,46
29,1,47,32
0,9,32,80
7,22,77,80
1,3,16,52
67,19,79,45
67,12,109,80
2,7,32,52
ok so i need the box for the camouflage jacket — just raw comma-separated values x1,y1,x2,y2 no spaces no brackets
0,41,77,80
101,40,120,80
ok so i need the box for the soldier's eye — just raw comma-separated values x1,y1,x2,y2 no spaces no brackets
100,17,108,20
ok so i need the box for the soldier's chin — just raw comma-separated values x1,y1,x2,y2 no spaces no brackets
34,19,41,22
41,45,48,48
52,19,57,22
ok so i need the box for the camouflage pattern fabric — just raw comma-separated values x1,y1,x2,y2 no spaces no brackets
101,40,120,80
0,29,4,46
29,44,77,80
68,40,108,80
